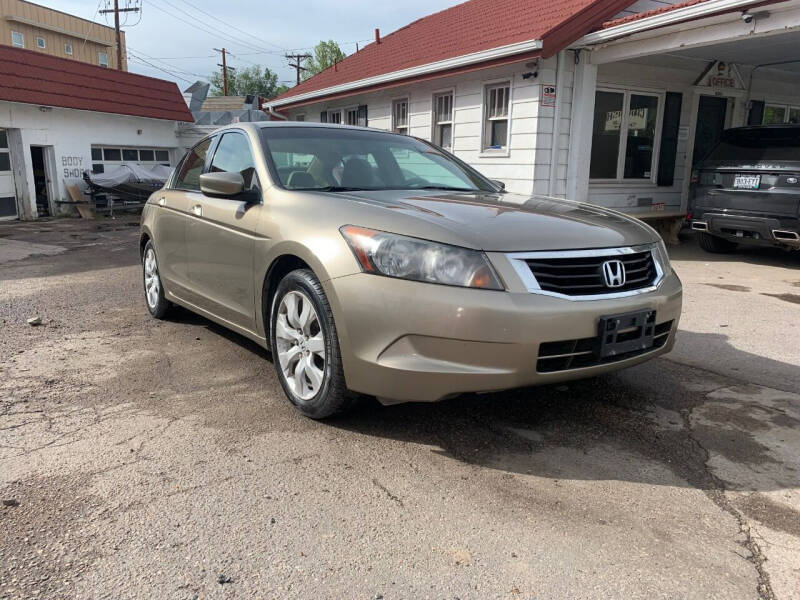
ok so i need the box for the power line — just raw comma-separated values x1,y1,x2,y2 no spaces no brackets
80,0,104,53
129,46,208,79
127,51,192,82
147,0,281,57
171,0,286,52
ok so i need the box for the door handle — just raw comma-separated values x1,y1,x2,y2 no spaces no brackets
192,204,202,217
158,197,166,206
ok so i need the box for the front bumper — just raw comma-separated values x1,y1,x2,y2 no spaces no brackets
323,268,683,403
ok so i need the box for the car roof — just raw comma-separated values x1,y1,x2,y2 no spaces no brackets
726,124,800,132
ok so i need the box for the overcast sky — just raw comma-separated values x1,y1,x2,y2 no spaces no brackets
43,0,465,91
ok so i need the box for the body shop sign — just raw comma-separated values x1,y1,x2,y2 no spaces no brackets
62,156,83,178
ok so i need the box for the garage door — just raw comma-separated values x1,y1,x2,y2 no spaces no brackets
0,129,18,220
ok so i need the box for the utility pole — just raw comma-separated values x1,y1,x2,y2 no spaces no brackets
285,53,311,85
99,0,138,70
214,48,235,95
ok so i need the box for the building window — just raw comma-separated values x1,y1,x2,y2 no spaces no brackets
98,52,108,67
345,107,359,126
433,92,454,150
0,129,11,172
65,43,73,55
36,37,45,49
295,114,305,122
589,89,662,181
483,83,510,151
327,110,342,124
763,103,800,124
91,146,173,173
392,98,409,134
11,31,24,48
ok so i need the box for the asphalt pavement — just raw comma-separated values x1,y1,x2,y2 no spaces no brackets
1,218,798,600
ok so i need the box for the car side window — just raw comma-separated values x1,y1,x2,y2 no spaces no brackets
174,138,212,191
209,132,258,190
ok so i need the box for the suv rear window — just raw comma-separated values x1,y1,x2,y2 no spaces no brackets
706,127,800,162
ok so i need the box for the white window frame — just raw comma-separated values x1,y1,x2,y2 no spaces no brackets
91,146,172,171
98,52,108,68
432,90,455,150
64,42,73,55
35,36,45,49
0,128,11,173
763,103,800,124
392,98,409,134
326,109,343,124
11,31,24,48
344,106,360,126
481,81,512,154
589,87,665,184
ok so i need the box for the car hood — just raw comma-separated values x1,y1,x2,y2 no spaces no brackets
335,190,657,252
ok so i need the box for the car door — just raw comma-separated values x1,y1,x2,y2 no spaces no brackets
185,130,262,332
153,137,213,297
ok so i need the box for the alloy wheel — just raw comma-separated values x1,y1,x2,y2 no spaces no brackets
143,248,161,310
275,291,326,400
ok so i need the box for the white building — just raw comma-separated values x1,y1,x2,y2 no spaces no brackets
266,0,800,237
0,44,194,220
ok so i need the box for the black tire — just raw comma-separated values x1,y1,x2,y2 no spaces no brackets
698,232,737,253
269,269,354,419
142,240,171,319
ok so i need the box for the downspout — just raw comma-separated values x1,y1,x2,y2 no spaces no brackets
548,50,566,197
264,104,289,121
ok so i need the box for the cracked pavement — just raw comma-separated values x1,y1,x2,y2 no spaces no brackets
1,218,799,599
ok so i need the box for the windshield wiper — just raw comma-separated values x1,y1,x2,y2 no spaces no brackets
315,186,370,192
412,186,476,192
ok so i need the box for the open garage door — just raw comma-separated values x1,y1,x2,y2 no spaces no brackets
0,129,18,220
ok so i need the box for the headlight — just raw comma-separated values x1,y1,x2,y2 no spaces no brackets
340,225,504,290
655,239,671,272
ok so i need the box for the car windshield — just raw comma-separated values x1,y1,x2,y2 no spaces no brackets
260,126,497,192
706,127,800,162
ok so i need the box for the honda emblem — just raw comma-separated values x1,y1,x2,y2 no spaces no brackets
602,260,626,288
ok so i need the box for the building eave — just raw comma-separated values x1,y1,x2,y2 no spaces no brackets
268,38,543,109
574,0,771,46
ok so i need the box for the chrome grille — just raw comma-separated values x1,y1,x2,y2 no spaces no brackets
506,246,663,300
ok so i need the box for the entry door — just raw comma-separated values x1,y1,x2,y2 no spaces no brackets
0,129,18,220
693,96,728,165
185,131,262,332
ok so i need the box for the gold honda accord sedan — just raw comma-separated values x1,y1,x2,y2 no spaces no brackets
140,122,682,418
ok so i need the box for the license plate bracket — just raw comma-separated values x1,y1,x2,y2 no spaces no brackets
598,310,656,359
733,175,761,190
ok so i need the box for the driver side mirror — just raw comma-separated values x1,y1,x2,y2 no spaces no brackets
490,179,506,191
200,172,245,198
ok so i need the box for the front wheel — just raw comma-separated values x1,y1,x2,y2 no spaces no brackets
269,269,354,419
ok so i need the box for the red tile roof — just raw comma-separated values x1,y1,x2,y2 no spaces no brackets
272,0,634,107
602,0,712,28
0,45,194,122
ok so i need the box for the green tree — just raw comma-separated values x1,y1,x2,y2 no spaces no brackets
304,40,346,79
209,65,288,98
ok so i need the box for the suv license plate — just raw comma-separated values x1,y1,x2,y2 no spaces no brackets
598,310,656,359
734,175,761,190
